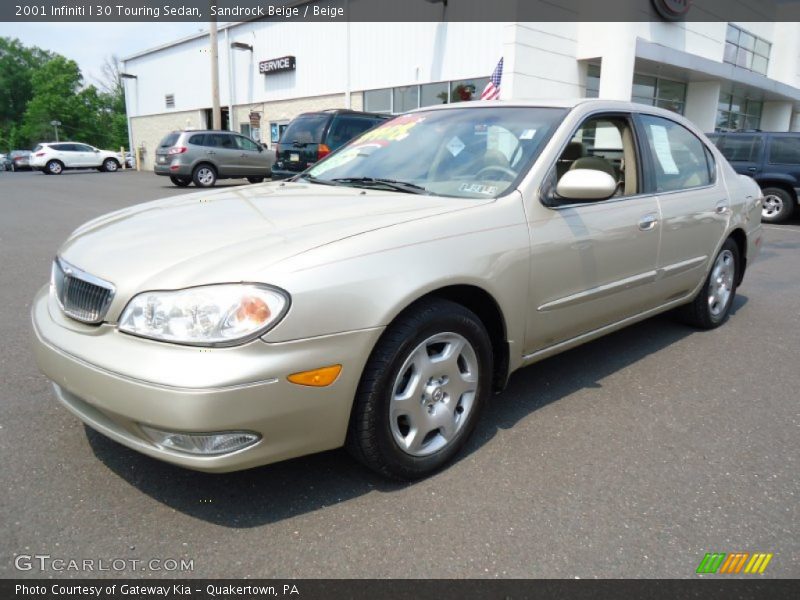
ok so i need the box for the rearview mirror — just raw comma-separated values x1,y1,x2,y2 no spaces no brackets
555,169,617,202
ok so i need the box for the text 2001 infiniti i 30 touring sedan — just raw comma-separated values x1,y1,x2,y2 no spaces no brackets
32,100,763,479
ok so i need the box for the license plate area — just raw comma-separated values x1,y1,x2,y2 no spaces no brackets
290,153,300,162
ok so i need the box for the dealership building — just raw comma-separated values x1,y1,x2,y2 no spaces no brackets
122,10,800,170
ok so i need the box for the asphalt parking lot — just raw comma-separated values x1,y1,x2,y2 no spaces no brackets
1,168,798,579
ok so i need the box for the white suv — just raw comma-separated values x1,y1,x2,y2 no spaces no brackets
30,142,123,175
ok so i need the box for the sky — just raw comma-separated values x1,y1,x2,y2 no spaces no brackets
0,22,207,86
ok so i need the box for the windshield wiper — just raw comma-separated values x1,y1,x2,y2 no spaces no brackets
294,173,341,186
331,177,434,195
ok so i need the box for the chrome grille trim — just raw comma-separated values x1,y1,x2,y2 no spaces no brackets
51,257,116,324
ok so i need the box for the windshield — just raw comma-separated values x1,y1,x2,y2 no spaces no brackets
306,107,567,198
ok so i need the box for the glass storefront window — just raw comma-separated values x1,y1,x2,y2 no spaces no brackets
585,64,601,98
725,24,770,75
450,77,489,103
393,86,419,114
420,82,449,107
631,73,687,115
364,88,392,113
716,94,763,131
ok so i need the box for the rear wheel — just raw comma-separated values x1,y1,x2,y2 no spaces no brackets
193,164,217,187
247,176,264,184
347,298,492,480
761,187,794,223
46,160,63,175
170,176,191,187
678,238,739,329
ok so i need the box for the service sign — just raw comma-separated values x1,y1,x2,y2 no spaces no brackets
259,56,296,75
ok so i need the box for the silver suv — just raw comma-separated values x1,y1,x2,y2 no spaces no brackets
154,130,275,187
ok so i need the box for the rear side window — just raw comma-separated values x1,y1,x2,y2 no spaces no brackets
717,135,762,162
640,115,714,192
188,134,206,145
768,137,800,164
282,114,329,145
158,133,180,148
326,116,382,150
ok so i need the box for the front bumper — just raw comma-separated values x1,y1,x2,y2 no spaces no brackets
31,285,383,472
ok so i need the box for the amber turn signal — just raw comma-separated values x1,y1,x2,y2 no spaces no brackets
287,365,342,387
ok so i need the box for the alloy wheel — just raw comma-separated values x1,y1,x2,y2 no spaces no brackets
762,194,784,219
708,249,735,317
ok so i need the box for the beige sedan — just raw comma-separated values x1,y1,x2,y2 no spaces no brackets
32,100,763,479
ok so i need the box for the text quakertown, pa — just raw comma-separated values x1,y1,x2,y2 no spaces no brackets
16,584,302,597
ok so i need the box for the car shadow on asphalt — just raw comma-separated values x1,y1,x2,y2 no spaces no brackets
86,295,748,528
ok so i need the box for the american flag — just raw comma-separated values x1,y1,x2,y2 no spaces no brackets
480,58,504,100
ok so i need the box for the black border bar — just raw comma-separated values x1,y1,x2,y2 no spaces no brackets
2,579,800,600
4,0,800,23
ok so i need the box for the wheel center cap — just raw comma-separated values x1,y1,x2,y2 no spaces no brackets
431,387,444,403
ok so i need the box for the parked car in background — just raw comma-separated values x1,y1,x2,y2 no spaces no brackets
124,152,134,169
0,153,7,171
707,131,799,223
8,150,32,171
271,109,390,180
154,130,274,187
29,142,123,175
32,100,762,480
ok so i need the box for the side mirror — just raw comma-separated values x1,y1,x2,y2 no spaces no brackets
555,169,617,202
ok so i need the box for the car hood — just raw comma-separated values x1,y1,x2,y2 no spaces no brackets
59,181,480,293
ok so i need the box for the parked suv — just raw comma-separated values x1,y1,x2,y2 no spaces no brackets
154,130,274,187
29,142,122,174
7,150,32,171
707,131,800,223
271,109,390,180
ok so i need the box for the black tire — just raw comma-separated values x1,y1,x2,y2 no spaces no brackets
45,160,63,175
760,187,795,223
346,298,493,480
678,238,740,329
192,164,217,187
247,176,265,184
170,176,191,187
101,158,119,173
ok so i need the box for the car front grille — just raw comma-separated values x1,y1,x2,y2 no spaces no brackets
51,258,115,324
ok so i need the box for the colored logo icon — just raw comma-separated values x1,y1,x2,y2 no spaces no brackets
696,552,773,574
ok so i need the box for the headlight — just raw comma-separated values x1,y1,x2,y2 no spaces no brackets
118,284,289,346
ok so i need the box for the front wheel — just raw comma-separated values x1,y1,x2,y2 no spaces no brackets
761,187,795,223
170,176,191,187
101,158,119,172
347,298,492,480
678,238,739,329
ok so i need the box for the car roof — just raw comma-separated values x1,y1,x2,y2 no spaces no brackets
294,109,389,119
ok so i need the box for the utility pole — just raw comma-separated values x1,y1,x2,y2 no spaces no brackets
50,120,61,141
209,3,221,130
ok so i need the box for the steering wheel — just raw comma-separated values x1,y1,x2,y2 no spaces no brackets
476,165,517,180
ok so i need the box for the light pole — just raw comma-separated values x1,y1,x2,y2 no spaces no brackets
120,72,138,169
229,39,254,134
50,120,61,142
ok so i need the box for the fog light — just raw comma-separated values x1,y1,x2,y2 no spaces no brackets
140,425,260,456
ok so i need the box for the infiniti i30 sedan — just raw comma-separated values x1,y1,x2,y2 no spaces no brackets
32,100,763,480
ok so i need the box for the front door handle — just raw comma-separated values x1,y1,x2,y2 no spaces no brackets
638,214,658,231
747,167,757,172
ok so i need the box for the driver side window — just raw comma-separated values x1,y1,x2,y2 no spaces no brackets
556,115,639,197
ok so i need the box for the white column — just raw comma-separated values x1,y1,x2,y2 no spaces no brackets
684,81,722,133
761,101,793,132
791,112,800,133
597,24,636,101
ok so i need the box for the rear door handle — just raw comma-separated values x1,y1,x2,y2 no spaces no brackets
715,200,729,214
206,150,216,155
638,214,658,231
747,167,757,172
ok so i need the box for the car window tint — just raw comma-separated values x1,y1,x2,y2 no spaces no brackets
640,115,712,192
718,135,760,162
59,144,77,152
33,144,43,152
188,134,205,145
236,136,260,151
327,116,380,151
768,137,800,164
75,144,94,152
211,134,236,149
282,114,329,145
158,133,180,148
